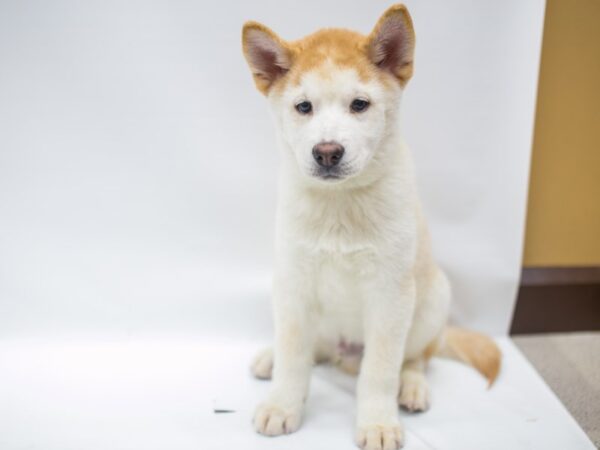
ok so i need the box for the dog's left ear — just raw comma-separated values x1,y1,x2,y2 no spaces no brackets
366,4,415,86
242,21,292,95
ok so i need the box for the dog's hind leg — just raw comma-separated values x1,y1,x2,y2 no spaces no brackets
251,347,273,380
398,357,430,412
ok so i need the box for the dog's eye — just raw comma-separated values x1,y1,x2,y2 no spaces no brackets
350,98,370,113
295,101,312,115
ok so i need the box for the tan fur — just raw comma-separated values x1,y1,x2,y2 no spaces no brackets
422,335,441,361
286,29,380,85
242,4,415,96
436,326,502,386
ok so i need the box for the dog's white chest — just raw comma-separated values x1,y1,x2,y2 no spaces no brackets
312,250,374,345
284,189,387,344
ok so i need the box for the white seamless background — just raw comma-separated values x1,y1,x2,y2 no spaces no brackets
0,1,544,339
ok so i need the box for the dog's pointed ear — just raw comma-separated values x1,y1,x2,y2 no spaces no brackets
366,4,415,86
242,21,292,95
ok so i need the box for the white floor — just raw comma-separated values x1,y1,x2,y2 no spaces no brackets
0,337,594,450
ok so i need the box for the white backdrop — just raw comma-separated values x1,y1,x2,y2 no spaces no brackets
0,0,544,339
2,2,597,450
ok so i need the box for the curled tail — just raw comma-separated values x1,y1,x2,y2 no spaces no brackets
435,326,501,387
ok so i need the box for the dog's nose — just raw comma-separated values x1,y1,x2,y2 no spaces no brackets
312,142,345,168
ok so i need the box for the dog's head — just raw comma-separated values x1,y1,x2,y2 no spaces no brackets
242,4,415,186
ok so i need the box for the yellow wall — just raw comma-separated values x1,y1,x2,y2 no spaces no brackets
523,0,600,267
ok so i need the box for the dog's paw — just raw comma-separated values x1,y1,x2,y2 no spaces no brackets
398,373,430,412
250,348,273,380
253,401,303,436
356,422,404,450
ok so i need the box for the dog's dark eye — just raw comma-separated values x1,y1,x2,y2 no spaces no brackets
350,98,370,113
295,101,312,114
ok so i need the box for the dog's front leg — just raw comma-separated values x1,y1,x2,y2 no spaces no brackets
356,273,416,450
253,267,314,437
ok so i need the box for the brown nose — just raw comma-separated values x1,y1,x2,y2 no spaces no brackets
312,142,345,168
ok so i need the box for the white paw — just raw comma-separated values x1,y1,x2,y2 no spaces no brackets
398,373,430,412
251,348,273,380
253,401,303,436
356,422,404,450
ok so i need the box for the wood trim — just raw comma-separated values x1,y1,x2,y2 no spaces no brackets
520,267,600,286
510,267,600,335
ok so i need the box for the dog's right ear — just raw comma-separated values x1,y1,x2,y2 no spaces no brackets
242,22,292,95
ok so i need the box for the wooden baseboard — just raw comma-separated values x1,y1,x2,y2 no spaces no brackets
510,267,600,335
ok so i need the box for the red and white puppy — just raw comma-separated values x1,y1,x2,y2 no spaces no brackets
242,5,500,450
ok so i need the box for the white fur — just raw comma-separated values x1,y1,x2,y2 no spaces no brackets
252,61,451,450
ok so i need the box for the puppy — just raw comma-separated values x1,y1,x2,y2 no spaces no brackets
242,5,501,449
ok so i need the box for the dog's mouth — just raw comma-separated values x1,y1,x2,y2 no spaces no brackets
320,173,343,181
311,166,350,182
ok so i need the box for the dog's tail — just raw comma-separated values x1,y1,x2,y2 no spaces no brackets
434,326,501,387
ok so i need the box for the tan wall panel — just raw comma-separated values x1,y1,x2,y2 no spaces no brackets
523,0,600,266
